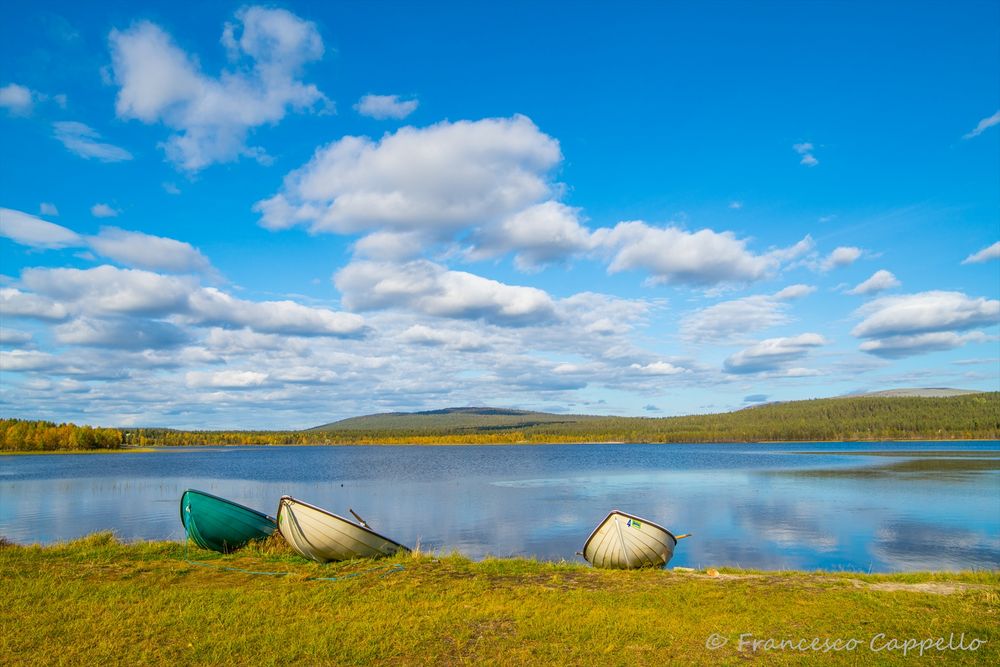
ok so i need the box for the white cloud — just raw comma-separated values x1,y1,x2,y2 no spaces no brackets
0,83,34,115
162,182,181,195
629,361,687,376
680,284,814,342
963,110,1000,139
724,333,827,374
398,325,491,351
185,369,269,388
352,230,427,261
19,265,366,337
22,266,194,316
596,220,812,286
0,288,70,320
90,203,120,218
54,316,189,350
729,201,743,209
255,115,561,236
0,207,82,248
962,241,1000,264
0,350,60,371
473,201,594,270
88,227,211,273
53,121,133,162
793,142,818,166
187,287,366,337
847,269,900,295
334,259,557,326
859,332,991,359
852,291,999,339
354,94,419,120
821,246,861,271
0,208,213,274
39,203,59,216
109,7,327,171
0,328,32,345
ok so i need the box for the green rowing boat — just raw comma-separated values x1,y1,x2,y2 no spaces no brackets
180,489,276,553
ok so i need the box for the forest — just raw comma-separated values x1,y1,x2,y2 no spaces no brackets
2,392,997,451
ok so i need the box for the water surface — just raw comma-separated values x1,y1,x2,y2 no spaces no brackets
2,442,997,571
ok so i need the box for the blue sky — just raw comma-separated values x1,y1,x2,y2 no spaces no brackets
1,1,998,428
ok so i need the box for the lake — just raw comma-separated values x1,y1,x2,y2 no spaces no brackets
1,442,998,572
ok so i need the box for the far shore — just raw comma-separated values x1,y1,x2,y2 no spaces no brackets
3,437,1000,455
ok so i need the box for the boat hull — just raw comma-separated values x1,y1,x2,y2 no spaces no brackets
277,496,409,563
180,489,276,553
582,510,677,569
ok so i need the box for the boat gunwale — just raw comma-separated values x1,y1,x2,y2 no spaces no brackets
277,495,411,553
180,488,277,528
581,509,678,561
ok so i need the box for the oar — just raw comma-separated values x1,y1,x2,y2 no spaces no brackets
675,533,692,540
349,508,369,528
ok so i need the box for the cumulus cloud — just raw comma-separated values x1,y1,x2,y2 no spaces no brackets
629,361,687,376
962,241,1000,264
88,227,211,273
39,203,59,216
0,207,82,248
963,110,1000,139
847,269,900,295
354,94,419,120
0,208,213,274
852,291,999,340
19,265,366,337
724,333,827,374
398,324,491,351
187,287,366,336
90,203,120,218
680,284,815,342
0,287,70,320
859,332,992,359
334,259,556,326
53,121,133,162
255,115,561,236
0,350,61,371
185,369,269,389
594,221,811,286
109,6,327,171
821,246,862,271
472,201,595,270
54,316,190,350
793,142,818,166
0,83,34,115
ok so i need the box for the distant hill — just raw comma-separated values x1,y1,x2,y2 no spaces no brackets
308,407,601,433
850,388,982,398
306,392,1000,443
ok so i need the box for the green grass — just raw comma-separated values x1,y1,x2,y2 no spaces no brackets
2,533,997,665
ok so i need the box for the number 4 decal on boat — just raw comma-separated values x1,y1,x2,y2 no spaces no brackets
627,519,641,529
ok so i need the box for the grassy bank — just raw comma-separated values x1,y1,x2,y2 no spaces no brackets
2,534,997,665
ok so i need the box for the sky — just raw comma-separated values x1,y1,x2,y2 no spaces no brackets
0,1,998,429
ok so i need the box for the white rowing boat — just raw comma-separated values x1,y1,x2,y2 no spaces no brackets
277,496,409,562
581,510,689,569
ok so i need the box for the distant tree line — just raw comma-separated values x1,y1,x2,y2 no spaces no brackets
0,419,123,451
2,393,997,451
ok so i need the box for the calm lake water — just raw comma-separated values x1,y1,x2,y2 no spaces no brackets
2,442,998,572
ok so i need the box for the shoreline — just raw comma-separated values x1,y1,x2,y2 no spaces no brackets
3,437,999,455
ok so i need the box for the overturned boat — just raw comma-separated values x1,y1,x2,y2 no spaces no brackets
277,496,410,562
582,510,689,569
180,489,277,553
